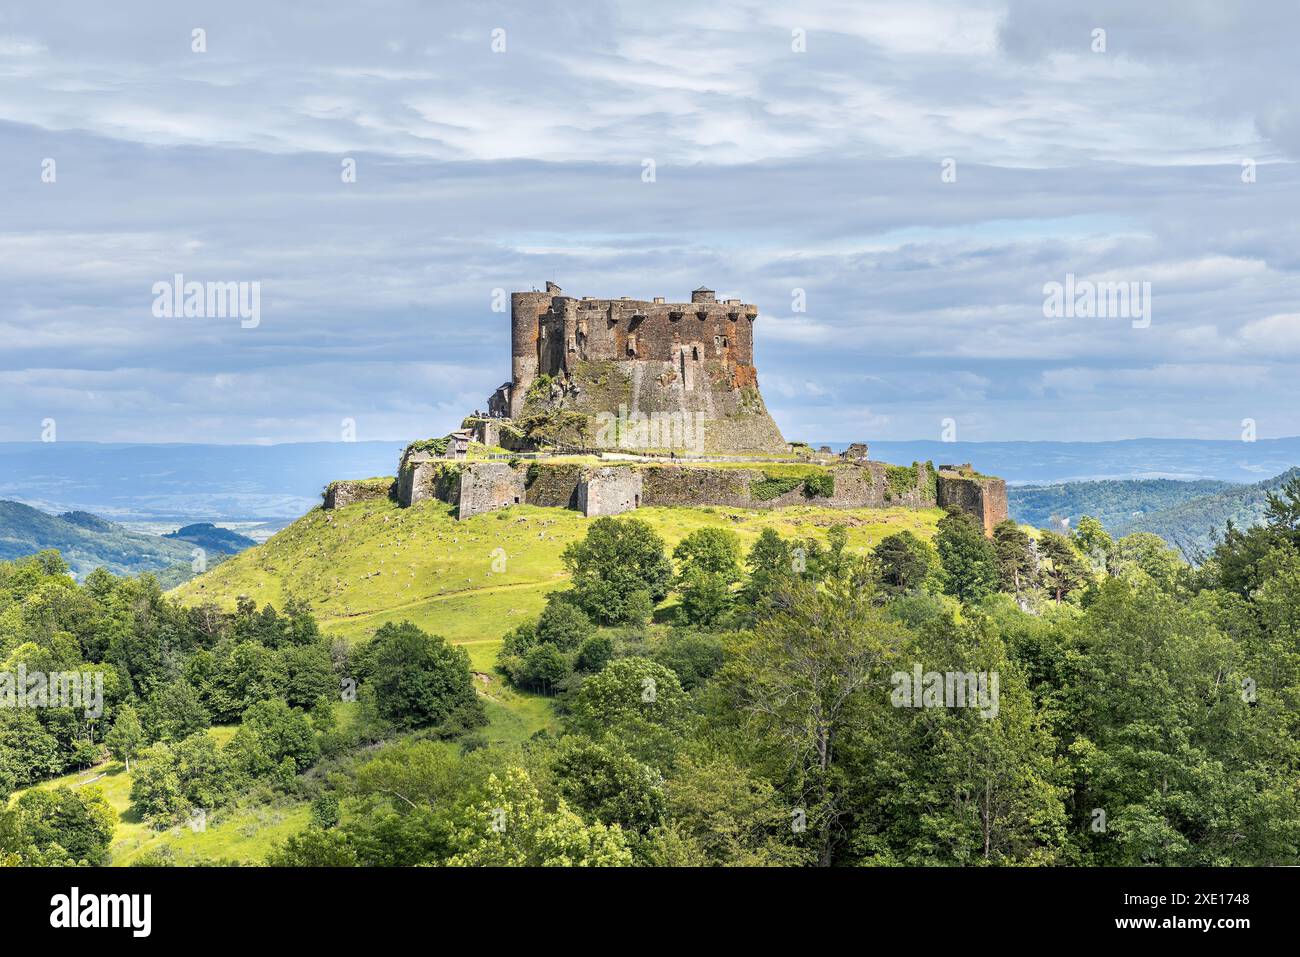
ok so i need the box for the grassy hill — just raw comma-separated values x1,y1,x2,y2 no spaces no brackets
173,498,946,667
0,500,209,585
164,522,258,554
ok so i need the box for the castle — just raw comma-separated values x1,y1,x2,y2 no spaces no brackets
322,283,1009,533
486,282,786,456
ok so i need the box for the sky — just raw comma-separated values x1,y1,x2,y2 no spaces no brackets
1,0,1298,444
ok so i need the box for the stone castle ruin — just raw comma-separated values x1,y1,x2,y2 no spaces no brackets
322,283,1009,532
488,282,786,456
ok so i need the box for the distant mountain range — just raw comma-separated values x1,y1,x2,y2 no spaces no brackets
1115,468,1300,557
0,502,257,585
1007,479,1236,531
0,440,405,522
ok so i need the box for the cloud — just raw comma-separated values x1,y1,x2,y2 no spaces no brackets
0,1,1297,442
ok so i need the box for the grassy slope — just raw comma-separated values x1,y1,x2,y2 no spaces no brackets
173,498,945,649
151,499,939,864
13,692,546,866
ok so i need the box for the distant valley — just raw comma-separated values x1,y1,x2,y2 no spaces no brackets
0,501,257,586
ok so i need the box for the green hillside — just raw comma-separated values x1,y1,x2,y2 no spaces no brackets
164,522,258,554
1007,478,1235,531
1115,466,1300,557
174,498,946,663
0,500,205,585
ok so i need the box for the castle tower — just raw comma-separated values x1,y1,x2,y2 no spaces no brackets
493,283,785,454
508,284,556,417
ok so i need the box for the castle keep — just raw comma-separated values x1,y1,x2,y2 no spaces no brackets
321,282,1009,533
489,282,786,456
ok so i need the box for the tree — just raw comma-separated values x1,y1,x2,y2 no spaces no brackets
353,621,484,733
172,732,234,810
673,527,743,626
129,743,187,824
934,509,999,603
0,786,116,865
651,629,724,690
228,699,320,780
1073,515,1114,573
142,679,210,743
311,793,341,829
105,702,144,771
266,827,359,867
743,527,794,606
1038,531,1091,603
657,752,811,866
874,531,936,595
448,767,632,867
724,575,911,865
533,599,596,651
0,709,64,796
574,634,614,673
570,658,686,739
553,738,666,834
991,520,1037,598
515,643,569,695
561,517,673,624
1111,532,1185,589
278,642,338,709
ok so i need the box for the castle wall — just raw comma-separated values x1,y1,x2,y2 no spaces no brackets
578,467,643,517
936,473,1009,536
323,479,395,509
638,463,935,511
396,453,450,507
343,459,1000,530
536,294,758,380
457,462,526,519
525,462,583,508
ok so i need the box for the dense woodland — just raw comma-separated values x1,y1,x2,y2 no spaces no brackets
3,479,1300,866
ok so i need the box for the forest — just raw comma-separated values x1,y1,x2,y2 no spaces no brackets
2,479,1299,867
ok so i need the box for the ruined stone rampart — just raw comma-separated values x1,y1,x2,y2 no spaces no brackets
324,456,1006,531
579,467,643,517
322,478,394,509
936,466,1009,536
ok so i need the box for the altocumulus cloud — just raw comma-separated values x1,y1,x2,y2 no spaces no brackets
0,0,1297,442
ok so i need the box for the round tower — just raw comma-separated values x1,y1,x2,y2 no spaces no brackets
509,289,551,416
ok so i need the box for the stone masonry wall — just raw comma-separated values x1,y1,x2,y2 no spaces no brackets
359,458,997,528
524,462,583,508
457,462,527,519
323,479,395,509
578,467,643,517
936,472,1009,536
